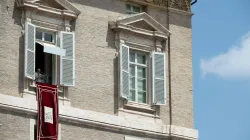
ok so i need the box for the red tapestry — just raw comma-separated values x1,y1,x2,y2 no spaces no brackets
36,82,59,140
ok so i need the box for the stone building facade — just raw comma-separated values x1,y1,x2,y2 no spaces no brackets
0,0,198,140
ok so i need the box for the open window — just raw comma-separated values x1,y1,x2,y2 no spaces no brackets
120,44,166,105
24,22,75,87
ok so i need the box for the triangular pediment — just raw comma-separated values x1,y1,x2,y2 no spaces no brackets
34,0,65,10
16,0,81,17
116,12,170,34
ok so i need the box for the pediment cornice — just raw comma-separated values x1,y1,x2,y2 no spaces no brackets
16,0,80,19
110,12,170,39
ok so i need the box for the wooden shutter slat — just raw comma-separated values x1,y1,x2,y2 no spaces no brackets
120,44,130,99
152,52,166,105
25,22,36,80
60,32,75,86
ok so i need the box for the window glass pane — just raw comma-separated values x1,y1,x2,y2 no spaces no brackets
36,31,42,40
137,54,146,64
137,79,146,91
130,77,135,89
137,67,146,78
129,90,136,101
44,33,53,42
132,6,141,13
138,91,146,103
126,4,131,11
129,65,135,76
129,52,135,62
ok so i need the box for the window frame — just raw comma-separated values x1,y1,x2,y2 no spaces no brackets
35,28,59,85
126,3,142,15
129,50,149,104
36,29,56,44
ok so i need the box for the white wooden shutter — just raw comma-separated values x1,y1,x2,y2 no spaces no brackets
24,22,36,80
152,52,166,105
60,31,75,86
120,44,129,99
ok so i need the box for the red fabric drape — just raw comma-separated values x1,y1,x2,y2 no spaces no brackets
36,82,58,140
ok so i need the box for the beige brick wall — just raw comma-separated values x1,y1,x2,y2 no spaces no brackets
0,0,24,97
68,0,126,115
61,121,165,140
0,109,30,140
169,11,194,128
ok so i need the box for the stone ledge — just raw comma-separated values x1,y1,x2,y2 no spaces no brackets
0,93,198,139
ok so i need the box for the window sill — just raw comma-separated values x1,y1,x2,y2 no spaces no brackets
30,83,63,93
23,89,70,102
124,101,155,113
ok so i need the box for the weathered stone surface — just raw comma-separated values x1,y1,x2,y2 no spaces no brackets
0,109,30,140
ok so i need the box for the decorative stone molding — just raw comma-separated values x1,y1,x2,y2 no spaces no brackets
122,0,191,12
16,0,81,19
0,93,198,140
168,0,191,12
144,0,166,6
110,12,171,40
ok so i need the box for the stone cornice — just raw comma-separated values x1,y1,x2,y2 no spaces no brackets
0,93,198,140
15,0,80,19
110,12,170,40
111,23,169,39
122,0,192,12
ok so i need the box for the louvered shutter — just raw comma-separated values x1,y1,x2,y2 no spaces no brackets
120,44,129,99
24,22,36,80
152,52,166,105
60,31,75,86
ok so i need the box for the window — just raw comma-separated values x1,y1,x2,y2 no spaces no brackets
35,42,57,84
129,51,147,103
120,43,167,105
35,30,57,84
126,4,142,15
25,22,75,87
36,30,55,43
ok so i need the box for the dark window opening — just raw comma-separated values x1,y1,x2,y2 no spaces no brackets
35,43,53,84
34,124,37,140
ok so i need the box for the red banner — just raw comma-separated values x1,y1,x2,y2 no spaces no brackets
36,82,59,140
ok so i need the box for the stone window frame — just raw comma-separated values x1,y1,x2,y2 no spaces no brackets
110,12,170,119
119,41,164,116
17,0,80,106
23,21,72,106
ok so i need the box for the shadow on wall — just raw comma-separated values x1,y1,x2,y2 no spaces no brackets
18,35,25,95
12,3,24,95
68,0,125,14
106,25,119,114
12,2,22,26
106,25,116,49
113,57,118,114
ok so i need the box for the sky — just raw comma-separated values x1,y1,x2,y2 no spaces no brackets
192,0,250,140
